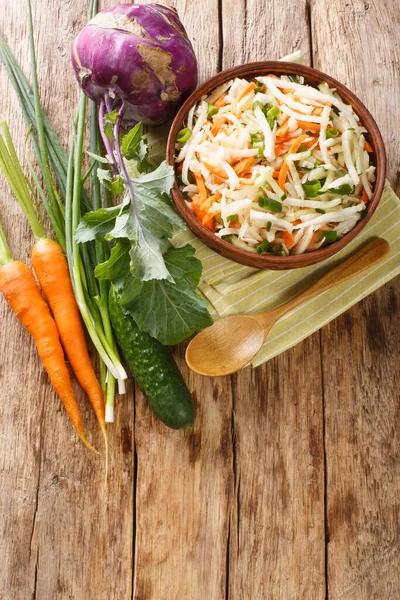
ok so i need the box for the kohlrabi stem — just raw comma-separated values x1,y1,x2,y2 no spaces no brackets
99,99,118,175
113,106,137,207
0,221,13,266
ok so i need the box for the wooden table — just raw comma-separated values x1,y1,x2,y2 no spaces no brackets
1,1,399,598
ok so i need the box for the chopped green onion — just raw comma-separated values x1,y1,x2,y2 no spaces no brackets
315,208,326,214
298,144,308,152
256,240,270,254
250,132,262,143
281,193,287,200
188,172,195,184
221,234,233,242
207,104,218,118
258,197,282,212
302,180,322,197
314,159,322,166
254,82,265,93
253,141,265,157
270,243,285,256
266,106,280,129
288,74,299,83
176,127,192,144
227,214,239,223
328,183,354,195
360,208,368,218
326,127,339,139
322,230,337,243
266,221,272,232
252,100,265,111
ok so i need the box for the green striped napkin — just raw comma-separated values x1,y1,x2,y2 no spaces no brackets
148,52,400,367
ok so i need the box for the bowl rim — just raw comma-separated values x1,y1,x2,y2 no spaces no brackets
166,61,386,269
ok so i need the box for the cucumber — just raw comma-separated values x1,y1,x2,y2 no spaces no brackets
108,287,195,429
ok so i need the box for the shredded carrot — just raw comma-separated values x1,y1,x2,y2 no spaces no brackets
276,122,290,137
201,193,222,212
229,220,241,229
278,134,309,190
312,107,323,116
202,161,228,180
364,140,373,153
233,156,256,176
236,81,256,103
211,116,226,136
193,173,208,204
361,188,369,203
176,162,183,174
272,170,280,179
202,213,216,231
214,95,227,109
303,137,318,148
281,231,295,247
297,121,321,132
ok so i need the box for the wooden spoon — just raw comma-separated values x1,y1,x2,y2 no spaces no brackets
186,238,390,376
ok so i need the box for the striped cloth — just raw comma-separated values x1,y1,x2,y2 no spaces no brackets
148,52,400,367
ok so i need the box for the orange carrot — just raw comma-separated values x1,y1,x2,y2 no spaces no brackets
281,231,295,247
364,140,373,153
202,161,228,180
0,257,97,453
202,213,216,232
193,173,208,204
229,220,241,229
276,122,290,137
31,238,106,445
297,121,321,132
236,81,256,102
233,156,256,175
201,192,222,212
176,162,183,174
278,134,309,190
361,188,369,203
272,170,280,179
214,95,227,108
211,116,226,135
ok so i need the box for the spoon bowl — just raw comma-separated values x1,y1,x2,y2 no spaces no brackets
185,315,265,376
185,238,390,377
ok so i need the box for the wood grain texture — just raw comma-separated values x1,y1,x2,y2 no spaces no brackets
0,1,135,599
0,0,399,598
220,2,325,598
312,1,400,598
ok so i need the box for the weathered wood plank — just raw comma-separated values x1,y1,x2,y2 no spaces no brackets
0,1,135,598
132,2,233,598
220,2,326,598
312,0,400,597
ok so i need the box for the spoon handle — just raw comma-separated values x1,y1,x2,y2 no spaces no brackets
265,238,389,324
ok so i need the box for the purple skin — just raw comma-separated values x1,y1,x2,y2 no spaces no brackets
71,3,198,125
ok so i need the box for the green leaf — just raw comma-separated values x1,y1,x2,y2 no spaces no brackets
75,200,128,243
104,109,119,124
107,162,184,281
120,245,213,345
103,121,114,140
121,122,143,159
97,168,124,196
86,150,111,164
94,240,130,281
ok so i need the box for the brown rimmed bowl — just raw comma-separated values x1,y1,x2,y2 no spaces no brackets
166,61,386,270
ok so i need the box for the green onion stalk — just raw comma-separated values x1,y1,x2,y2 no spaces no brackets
0,0,126,420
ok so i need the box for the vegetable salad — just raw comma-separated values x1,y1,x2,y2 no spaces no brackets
175,74,376,255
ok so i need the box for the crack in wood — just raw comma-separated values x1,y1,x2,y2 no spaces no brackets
29,407,44,559
217,0,224,71
32,547,39,600
306,0,314,67
319,331,329,600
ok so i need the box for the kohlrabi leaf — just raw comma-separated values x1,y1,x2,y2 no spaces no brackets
75,199,129,243
107,162,184,281
117,245,213,345
97,168,124,196
121,122,143,159
104,109,119,124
